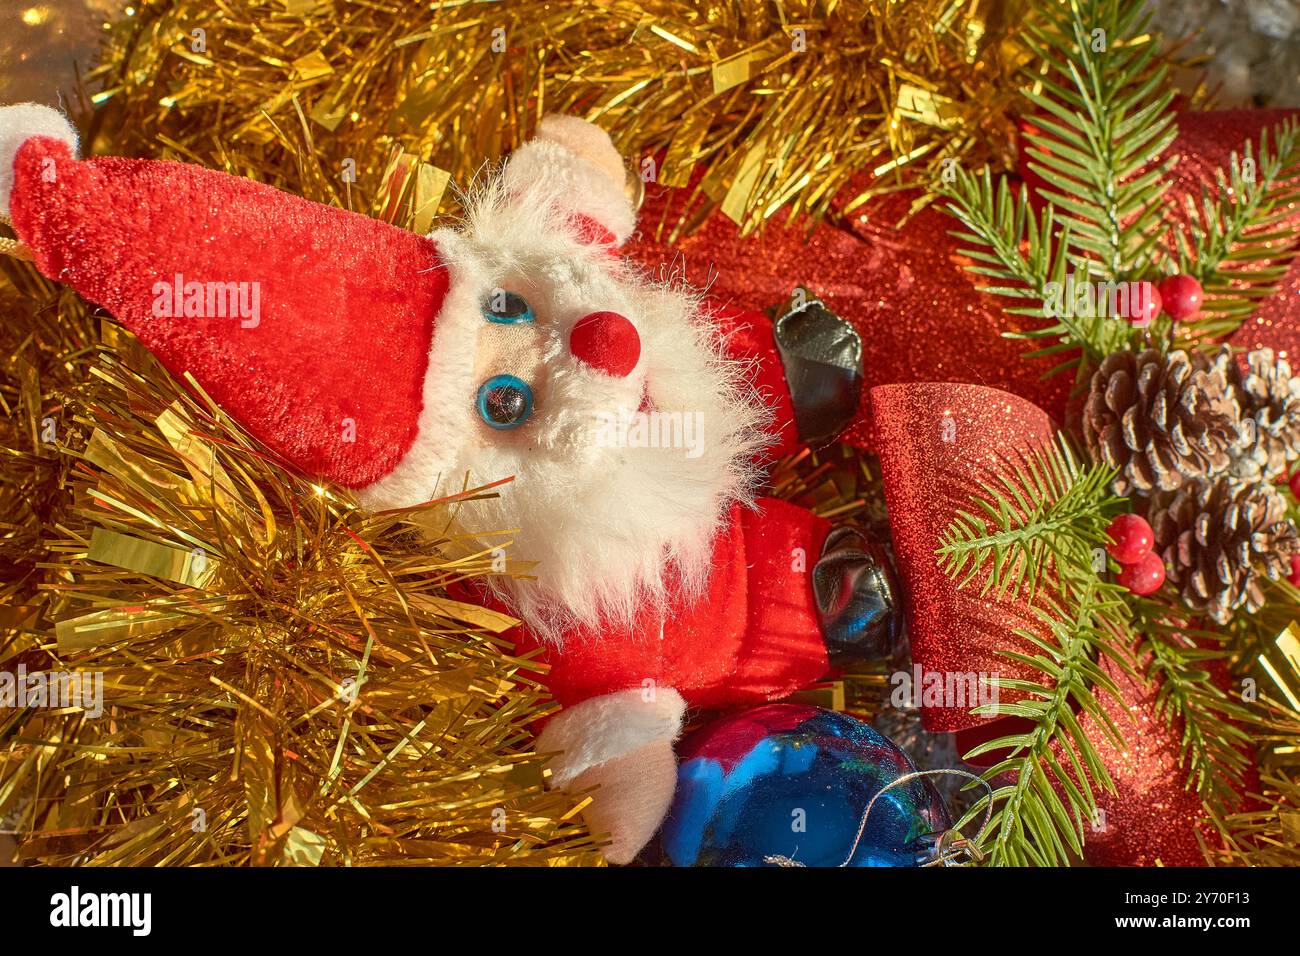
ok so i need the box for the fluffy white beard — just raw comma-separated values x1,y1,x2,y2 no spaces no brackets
452,325,769,645
454,443,715,643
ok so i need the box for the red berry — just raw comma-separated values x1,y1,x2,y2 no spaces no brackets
1157,274,1204,322
1105,513,1155,565
1289,469,1300,500
1290,553,1300,587
1118,550,1166,596
1129,281,1162,327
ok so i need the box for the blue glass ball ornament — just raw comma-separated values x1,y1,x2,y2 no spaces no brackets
660,704,951,867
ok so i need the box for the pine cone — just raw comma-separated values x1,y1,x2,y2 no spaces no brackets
1149,480,1300,624
1229,348,1300,483
1082,348,1243,496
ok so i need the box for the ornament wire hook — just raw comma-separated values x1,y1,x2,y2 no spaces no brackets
763,768,993,868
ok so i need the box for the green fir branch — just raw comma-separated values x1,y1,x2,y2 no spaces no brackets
1173,117,1300,345
935,432,1137,865
1147,641,1253,811
957,584,1130,866
937,435,1122,602
1020,0,1177,279
940,167,1126,372
1129,599,1255,821
937,2,1299,374
934,0,1178,376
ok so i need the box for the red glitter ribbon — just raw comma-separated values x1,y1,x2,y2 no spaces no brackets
627,109,1300,736
869,382,1059,732
1064,649,1256,866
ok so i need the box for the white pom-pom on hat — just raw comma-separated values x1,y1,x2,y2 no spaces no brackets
0,103,79,217
535,115,627,187
503,114,636,245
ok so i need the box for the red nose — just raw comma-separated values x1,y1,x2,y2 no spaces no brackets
569,311,640,377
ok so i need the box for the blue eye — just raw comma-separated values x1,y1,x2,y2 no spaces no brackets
482,290,534,324
476,374,534,429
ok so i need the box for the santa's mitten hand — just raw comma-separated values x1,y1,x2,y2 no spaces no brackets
771,287,864,448
537,688,685,865
813,526,901,664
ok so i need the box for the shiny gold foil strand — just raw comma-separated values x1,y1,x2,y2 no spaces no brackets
54,601,214,654
85,527,219,589
0,307,603,865
83,0,1031,237
1261,621,1300,712
0,237,34,261
375,146,451,235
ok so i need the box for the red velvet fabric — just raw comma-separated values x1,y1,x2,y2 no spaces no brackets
510,498,832,708
10,136,449,489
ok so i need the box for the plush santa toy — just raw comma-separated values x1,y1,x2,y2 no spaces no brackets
0,103,895,863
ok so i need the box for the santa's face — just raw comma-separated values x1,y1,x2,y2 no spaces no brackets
404,179,768,641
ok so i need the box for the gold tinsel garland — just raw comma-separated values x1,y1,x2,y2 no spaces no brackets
0,262,607,864
84,0,1030,236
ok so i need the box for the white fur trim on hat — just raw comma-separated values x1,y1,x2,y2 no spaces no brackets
354,229,487,510
537,687,686,789
503,116,636,244
0,102,79,218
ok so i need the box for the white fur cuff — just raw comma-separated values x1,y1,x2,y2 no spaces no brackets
537,687,686,789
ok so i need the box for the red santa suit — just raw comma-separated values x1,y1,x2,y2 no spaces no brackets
498,305,832,712
509,495,830,709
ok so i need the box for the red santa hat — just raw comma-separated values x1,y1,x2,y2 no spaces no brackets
0,104,637,501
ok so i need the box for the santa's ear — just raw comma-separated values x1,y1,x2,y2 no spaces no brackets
504,114,636,248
